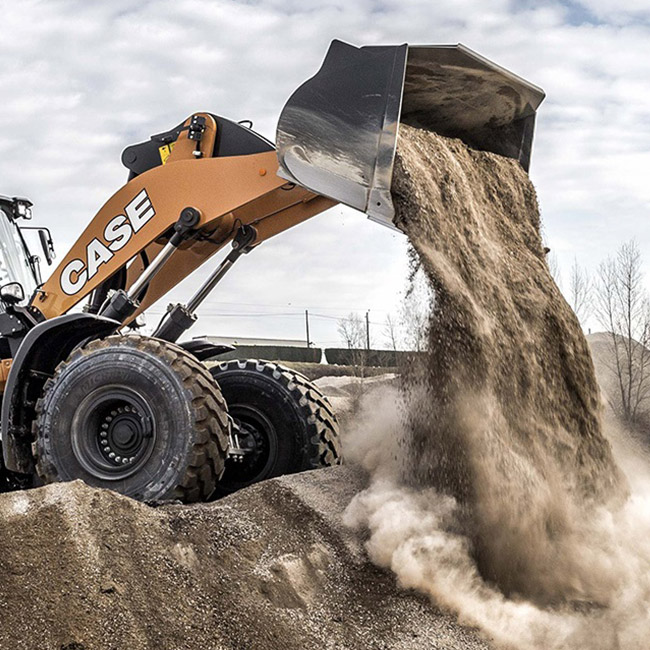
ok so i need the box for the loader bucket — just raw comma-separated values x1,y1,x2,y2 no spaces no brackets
276,40,545,227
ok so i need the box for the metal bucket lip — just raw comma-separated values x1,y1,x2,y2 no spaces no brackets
276,41,409,221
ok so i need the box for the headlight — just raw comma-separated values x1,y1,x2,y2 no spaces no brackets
0,282,25,304
15,201,32,220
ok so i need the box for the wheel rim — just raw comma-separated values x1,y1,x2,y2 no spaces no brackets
225,404,278,486
70,385,156,481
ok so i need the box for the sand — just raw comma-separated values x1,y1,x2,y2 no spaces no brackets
0,467,490,650
344,127,650,650
391,125,623,601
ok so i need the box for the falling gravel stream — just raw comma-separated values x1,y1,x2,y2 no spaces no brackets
346,125,650,649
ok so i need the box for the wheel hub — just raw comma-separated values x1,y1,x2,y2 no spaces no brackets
70,386,157,481
99,405,152,466
223,405,277,486
230,419,265,464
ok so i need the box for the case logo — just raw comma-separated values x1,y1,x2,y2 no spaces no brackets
60,189,156,296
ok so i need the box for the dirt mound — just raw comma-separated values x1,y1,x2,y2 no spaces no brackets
0,466,489,650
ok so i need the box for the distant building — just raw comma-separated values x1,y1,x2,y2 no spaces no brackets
201,335,309,348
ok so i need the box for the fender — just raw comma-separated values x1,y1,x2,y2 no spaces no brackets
178,338,235,361
1,313,120,473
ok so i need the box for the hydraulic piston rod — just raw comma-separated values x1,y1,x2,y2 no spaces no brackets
186,226,256,313
99,207,201,323
153,225,257,342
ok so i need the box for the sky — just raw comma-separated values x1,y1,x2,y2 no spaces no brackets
0,0,648,348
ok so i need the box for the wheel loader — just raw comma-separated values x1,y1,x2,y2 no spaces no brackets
0,40,544,501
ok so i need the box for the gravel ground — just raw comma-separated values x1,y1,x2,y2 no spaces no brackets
0,465,491,650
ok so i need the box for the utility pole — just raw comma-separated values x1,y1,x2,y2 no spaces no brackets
365,310,370,350
305,309,311,347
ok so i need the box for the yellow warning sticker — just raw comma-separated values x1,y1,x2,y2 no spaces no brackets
158,141,176,165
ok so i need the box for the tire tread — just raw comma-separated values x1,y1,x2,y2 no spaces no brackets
32,335,229,503
211,358,341,469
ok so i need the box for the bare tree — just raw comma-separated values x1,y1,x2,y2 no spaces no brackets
568,258,593,326
383,314,399,352
337,312,368,376
595,240,650,424
337,312,365,349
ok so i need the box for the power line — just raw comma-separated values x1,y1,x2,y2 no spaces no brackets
152,298,392,313
145,309,387,326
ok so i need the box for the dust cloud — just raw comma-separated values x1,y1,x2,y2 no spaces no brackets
344,126,650,649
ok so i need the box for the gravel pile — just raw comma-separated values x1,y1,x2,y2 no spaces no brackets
0,466,489,650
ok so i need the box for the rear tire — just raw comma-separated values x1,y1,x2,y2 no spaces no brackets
209,359,341,495
33,335,229,503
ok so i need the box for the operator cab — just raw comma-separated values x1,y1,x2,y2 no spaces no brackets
0,196,55,303
0,196,55,355
0,197,38,305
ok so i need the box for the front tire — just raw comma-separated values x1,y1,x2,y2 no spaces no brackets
209,359,341,495
33,336,229,502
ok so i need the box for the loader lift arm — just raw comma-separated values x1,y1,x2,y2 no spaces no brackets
33,112,336,323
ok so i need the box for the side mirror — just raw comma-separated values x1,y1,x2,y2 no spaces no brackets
38,228,55,265
0,282,25,305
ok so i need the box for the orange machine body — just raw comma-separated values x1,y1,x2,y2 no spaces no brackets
34,113,336,322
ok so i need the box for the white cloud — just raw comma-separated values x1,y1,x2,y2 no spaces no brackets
0,0,648,345
575,0,650,23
